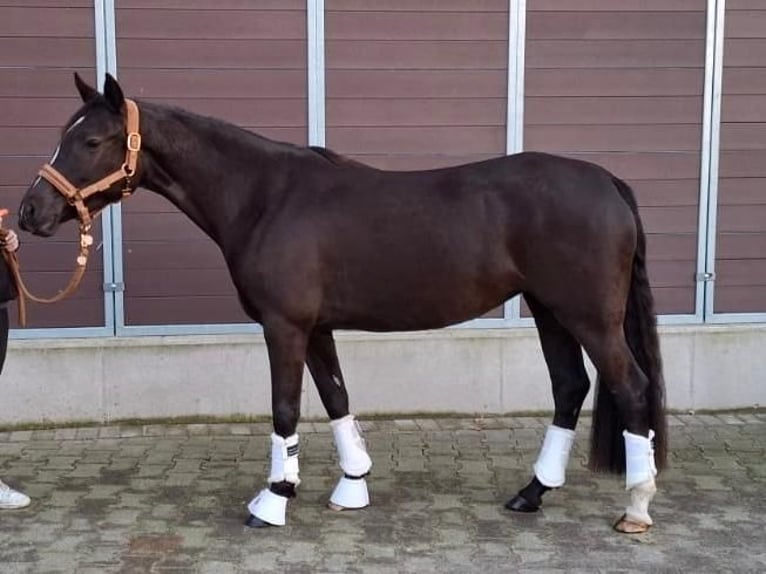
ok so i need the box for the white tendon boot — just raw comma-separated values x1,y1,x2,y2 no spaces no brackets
617,430,658,533
246,433,300,527
533,425,576,488
329,415,372,510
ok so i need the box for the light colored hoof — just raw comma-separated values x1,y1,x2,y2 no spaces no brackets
613,514,652,534
329,476,370,511
327,500,347,512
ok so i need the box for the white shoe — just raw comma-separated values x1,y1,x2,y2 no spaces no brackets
0,479,31,509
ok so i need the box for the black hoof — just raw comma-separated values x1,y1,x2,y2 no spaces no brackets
244,514,273,528
505,494,540,513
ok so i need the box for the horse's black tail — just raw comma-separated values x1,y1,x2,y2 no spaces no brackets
589,177,668,474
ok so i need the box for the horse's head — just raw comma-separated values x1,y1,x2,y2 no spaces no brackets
19,73,139,236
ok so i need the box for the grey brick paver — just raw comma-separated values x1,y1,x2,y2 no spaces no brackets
0,414,763,573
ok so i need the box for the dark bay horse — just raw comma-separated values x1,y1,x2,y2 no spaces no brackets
19,74,667,533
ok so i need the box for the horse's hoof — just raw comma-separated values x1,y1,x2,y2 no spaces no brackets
613,514,651,534
327,501,347,512
505,494,540,513
244,514,274,528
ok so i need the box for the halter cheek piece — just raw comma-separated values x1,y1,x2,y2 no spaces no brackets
1,99,142,326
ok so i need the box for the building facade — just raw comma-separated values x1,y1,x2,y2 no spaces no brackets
1,1,764,423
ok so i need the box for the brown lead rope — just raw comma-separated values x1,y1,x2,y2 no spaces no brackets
0,223,93,327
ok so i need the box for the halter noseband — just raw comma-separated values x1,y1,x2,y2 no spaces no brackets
37,98,141,232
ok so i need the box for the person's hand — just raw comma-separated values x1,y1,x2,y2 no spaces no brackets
0,229,19,253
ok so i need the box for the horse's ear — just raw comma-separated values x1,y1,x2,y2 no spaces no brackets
74,72,98,103
102,73,125,113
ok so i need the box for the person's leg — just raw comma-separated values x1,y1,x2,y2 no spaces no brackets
0,306,31,509
0,305,8,376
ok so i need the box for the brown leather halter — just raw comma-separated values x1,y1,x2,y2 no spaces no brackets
3,98,141,326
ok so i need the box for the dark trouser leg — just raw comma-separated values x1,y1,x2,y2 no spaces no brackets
0,307,9,376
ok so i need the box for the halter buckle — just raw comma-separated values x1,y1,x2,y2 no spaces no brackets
127,132,142,152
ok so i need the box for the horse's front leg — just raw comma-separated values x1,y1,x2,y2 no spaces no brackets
245,317,309,528
306,329,372,511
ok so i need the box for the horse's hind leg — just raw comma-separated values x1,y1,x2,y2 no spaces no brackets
506,295,591,513
245,317,309,528
306,329,372,511
575,322,658,533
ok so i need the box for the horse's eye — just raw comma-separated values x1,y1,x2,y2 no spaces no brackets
85,138,101,149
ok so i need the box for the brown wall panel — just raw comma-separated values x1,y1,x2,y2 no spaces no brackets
722,68,766,94
119,0,304,8
327,70,506,99
526,69,702,96
715,2,766,313
327,41,507,69
328,0,507,10
328,13,507,40
118,39,307,70
0,38,93,67
718,234,766,260
529,1,703,9
721,95,766,122
0,7,93,37
116,3,306,326
116,10,305,40
329,127,505,155
526,40,703,68
0,4,102,329
524,0,706,315
525,125,701,153
528,96,703,124
527,11,705,40
117,70,307,99
629,180,700,206
326,99,506,127
715,287,766,313
325,1,508,171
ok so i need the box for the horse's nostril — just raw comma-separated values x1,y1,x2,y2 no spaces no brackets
18,203,33,229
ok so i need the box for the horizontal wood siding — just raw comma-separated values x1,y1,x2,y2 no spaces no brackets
714,3,766,313
115,2,307,326
325,0,508,172
0,4,103,328
524,0,707,315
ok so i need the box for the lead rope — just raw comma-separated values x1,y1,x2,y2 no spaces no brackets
0,218,93,327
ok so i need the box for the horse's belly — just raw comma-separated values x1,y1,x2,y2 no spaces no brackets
323,260,520,332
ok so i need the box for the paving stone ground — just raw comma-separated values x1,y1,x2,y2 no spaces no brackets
0,413,764,573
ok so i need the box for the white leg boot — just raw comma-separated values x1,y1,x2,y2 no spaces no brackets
246,433,300,527
328,415,372,510
533,425,576,488
615,430,658,533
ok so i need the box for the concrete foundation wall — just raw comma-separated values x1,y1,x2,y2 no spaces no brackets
1,324,764,425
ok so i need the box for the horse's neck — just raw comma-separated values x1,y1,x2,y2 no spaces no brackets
137,102,282,249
